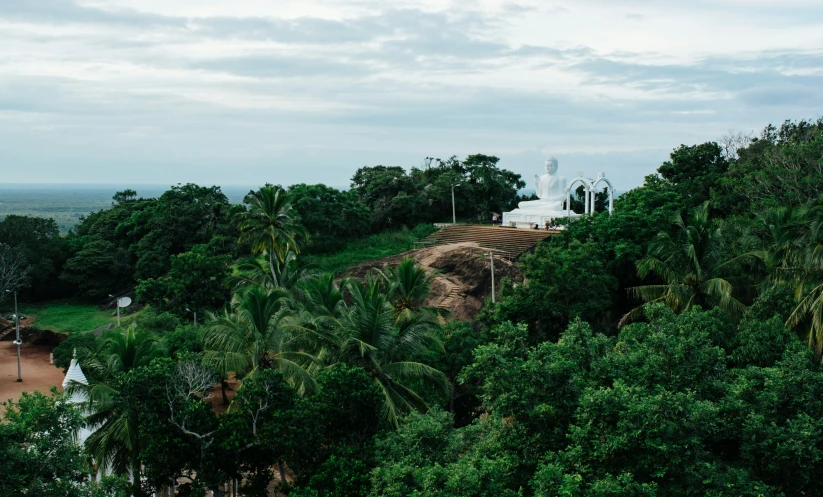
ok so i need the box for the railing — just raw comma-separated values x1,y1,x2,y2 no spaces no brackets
413,240,437,250
470,246,515,260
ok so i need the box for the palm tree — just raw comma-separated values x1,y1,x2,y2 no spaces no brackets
203,285,319,396
75,326,164,487
234,250,314,300
620,202,746,327
329,276,450,426
375,257,438,314
744,206,811,287
749,205,823,357
239,186,306,274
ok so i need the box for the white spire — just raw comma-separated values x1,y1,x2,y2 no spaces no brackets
62,348,89,390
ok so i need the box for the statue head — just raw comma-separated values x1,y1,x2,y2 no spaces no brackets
544,156,559,175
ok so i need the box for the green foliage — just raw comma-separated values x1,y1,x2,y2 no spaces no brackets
290,365,385,496
79,326,167,485
0,214,69,300
419,320,492,426
220,369,299,496
240,185,306,269
621,202,747,326
287,183,371,253
371,408,522,497
204,285,317,394
303,228,423,275
351,154,525,229
484,239,617,340
53,331,100,371
0,390,128,497
486,174,681,338
133,310,182,333
163,325,204,357
136,244,231,318
658,142,729,210
329,276,449,426
60,184,239,298
379,306,823,496
716,118,823,215
61,238,129,298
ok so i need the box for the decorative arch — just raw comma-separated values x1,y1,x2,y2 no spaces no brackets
592,172,615,215
566,176,594,218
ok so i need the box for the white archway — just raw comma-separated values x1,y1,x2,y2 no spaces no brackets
592,172,615,215
566,176,594,219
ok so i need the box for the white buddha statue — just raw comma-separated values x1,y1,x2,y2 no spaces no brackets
501,156,579,227
518,156,567,210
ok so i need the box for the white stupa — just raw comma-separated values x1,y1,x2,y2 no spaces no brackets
62,349,92,445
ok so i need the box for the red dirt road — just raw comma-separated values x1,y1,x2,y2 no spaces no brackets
0,340,64,409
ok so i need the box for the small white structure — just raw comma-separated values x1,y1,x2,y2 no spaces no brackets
63,349,92,446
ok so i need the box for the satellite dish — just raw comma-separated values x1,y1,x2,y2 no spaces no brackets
117,297,132,308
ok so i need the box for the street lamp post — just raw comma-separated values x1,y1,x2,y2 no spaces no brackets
7,290,22,382
186,308,197,326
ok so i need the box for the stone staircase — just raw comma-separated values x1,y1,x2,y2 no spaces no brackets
0,319,15,341
423,225,557,258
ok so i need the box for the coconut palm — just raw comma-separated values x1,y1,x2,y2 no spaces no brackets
234,250,314,299
744,206,811,287
375,257,438,314
751,205,823,356
203,285,319,395
620,202,746,327
239,186,306,274
329,276,450,426
75,326,164,484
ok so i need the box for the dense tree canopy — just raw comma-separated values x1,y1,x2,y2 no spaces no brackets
11,120,823,495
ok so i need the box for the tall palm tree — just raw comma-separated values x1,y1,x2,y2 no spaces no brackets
239,186,306,274
203,285,319,395
75,326,164,486
744,206,811,287
620,202,746,327
233,250,314,300
329,276,450,426
750,205,823,357
375,257,437,314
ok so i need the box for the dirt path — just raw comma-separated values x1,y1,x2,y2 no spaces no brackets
0,340,63,409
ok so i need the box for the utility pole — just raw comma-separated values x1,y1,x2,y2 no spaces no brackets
187,308,197,326
109,294,121,326
451,184,460,224
9,290,22,382
484,253,496,303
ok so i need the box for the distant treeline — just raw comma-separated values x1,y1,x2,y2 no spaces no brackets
0,153,528,303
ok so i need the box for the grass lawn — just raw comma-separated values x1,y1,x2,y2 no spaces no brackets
19,299,144,334
304,229,426,275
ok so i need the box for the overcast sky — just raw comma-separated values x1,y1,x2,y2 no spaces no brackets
1,0,821,190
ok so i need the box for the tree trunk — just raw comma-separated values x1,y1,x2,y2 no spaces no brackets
221,380,230,405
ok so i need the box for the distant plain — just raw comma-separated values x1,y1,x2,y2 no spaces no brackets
0,184,256,232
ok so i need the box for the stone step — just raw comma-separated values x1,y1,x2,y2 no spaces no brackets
424,225,555,257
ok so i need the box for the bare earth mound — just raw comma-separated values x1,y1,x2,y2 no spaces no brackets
345,243,523,321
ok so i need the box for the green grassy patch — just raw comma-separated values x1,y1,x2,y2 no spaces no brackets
19,299,145,333
304,227,434,275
